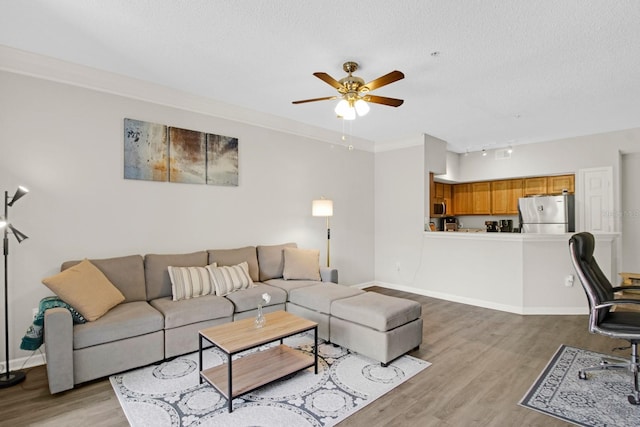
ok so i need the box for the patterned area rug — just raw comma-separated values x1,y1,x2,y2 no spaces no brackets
520,344,640,426
110,334,429,426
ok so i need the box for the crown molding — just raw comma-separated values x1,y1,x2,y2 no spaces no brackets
0,45,376,152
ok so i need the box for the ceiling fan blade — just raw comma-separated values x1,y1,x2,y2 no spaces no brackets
313,72,344,90
292,96,338,104
361,70,405,92
364,95,404,107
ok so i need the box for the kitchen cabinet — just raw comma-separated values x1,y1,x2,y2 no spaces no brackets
430,174,454,216
446,174,573,216
453,183,488,215
547,175,574,194
472,182,491,214
523,177,547,196
491,179,523,214
453,183,473,215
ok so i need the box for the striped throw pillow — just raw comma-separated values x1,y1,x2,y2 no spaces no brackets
206,262,253,296
168,265,215,301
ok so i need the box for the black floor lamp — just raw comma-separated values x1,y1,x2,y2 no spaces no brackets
0,185,29,388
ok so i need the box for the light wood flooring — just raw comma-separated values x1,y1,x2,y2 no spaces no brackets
0,286,630,426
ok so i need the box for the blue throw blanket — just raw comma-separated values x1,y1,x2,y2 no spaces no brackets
20,296,87,351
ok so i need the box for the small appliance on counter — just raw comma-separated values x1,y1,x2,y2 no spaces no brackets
498,219,513,232
440,217,458,232
485,221,499,232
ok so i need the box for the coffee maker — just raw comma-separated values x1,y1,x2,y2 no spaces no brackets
499,219,513,232
440,217,458,232
485,221,498,232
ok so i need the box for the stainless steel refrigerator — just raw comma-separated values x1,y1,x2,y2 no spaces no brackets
518,195,575,234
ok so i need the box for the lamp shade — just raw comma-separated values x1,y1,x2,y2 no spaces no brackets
355,99,370,116
312,199,333,217
8,186,29,207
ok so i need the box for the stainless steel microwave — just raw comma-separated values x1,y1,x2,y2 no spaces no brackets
433,201,447,216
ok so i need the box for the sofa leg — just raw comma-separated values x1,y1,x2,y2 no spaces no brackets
381,362,389,367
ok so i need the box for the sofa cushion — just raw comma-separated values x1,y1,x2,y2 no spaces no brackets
206,262,253,296
43,259,126,322
208,246,259,282
144,252,208,301
331,292,422,332
61,254,146,302
283,247,321,281
264,278,321,298
288,283,364,314
257,243,297,281
223,284,287,313
73,301,164,349
168,265,215,301
149,295,234,329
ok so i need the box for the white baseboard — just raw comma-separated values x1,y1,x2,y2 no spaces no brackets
373,282,588,315
0,351,46,374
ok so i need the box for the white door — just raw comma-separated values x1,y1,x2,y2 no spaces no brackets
578,167,614,232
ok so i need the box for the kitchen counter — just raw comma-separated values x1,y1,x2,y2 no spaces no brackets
409,231,620,314
424,231,606,241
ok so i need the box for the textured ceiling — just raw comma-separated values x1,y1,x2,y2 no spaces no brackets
1,0,639,152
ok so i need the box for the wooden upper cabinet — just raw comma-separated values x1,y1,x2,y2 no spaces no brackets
443,183,453,214
547,174,575,195
491,179,523,214
453,183,473,215
448,174,572,216
523,177,548,196
472,182,491,214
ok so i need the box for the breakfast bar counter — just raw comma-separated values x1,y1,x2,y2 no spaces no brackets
409,231,620,314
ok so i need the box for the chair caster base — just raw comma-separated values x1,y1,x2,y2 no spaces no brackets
628,395,640,405
578,370,587,380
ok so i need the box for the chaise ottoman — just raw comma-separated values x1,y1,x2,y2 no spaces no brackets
286,282,364,340
329,292,423,366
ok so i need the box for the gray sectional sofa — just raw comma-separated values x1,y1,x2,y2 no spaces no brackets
43,243,422,394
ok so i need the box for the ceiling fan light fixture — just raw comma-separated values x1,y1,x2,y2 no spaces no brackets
342,107,356,120
354,99,370,116
334,99,351,117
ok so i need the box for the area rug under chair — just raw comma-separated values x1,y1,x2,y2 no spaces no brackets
110,333,430,426
520,344,640,426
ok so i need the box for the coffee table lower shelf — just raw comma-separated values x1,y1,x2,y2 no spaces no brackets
200,344,315,400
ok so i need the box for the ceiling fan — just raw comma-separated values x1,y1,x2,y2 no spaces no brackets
292,61,404,120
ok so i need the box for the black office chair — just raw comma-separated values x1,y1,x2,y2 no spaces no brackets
569,232,640,404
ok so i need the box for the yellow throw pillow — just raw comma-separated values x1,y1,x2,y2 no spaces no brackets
42,259,125,321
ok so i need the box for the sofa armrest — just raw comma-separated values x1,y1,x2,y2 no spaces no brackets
320,267,338,284
44,307,74,394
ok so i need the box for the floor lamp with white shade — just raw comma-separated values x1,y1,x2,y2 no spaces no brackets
312,198,333,267
0,185,29,388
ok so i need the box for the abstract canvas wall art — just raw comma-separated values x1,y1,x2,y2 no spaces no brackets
124,118,239,186
206,134,239,186
124,119,168,181
168,127,207,184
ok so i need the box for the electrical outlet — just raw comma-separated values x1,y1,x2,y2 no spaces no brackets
564,275,574,287
395,262,401,271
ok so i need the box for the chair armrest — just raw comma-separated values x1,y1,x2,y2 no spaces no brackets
613,285,640,293
44,307,74,394
320,267,338,284
595,298,640,310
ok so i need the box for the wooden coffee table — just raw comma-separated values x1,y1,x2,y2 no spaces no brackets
198,310,318,412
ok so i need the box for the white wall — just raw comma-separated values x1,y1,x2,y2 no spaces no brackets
374,144,425,283
622,153,640,273
375,128,640,311
0,70,375,365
